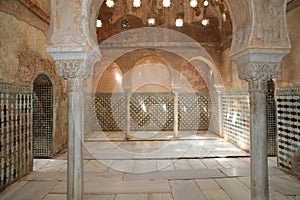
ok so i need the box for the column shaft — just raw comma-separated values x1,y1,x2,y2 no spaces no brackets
125,92,131,139
249,80,269,200
173,94,179,137
67,79,84,200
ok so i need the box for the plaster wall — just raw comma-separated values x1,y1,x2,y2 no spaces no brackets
277,6,300,88
0,11,67,156
220,48,247,90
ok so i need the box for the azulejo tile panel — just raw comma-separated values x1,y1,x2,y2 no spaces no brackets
266,80,277,156
92,92,210,131
208,92,220,135
222,90,250,151
0,82,33,191
92,93,126,131
276,86,300,171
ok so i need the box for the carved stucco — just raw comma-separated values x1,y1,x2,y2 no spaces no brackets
234,52,289,91
17,49,63,87
46,0,291,82
47,0,100,48
227,0,290,57
238,63,280,81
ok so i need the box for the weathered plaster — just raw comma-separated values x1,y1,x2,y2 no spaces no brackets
0,11,68,156
227,0,290,56
277,5,300,88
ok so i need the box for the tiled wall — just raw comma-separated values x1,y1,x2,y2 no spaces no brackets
92,92,210,131
84,94,94,134
276,86,300,170
130,93,174,131
208,92,221,136
222,90,250,151
0,83,33,191
178,93,210,131
266,80,277,156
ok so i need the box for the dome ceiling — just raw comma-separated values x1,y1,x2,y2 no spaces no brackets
97,0,232,47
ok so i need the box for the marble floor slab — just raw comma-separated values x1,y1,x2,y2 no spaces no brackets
1,131,299,200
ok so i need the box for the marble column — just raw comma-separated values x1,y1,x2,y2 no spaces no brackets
123,74,132,139
234,52,287,200
54,59,91,200
172,85,180,138
51,55,99,200
67,78,84,200
173,92,179,137
125,89,131,139
213,85,224,136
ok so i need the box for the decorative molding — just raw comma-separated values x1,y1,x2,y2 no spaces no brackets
55,60,90,79
232,51,289,92
17,49,62,88
276,86,300,96
0,82,32,94
238,62,280,81
47,47,101,80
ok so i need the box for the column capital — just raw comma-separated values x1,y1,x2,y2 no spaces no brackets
237,62,280,82
55,60,91,79
46,47,101,80
233,51,288,81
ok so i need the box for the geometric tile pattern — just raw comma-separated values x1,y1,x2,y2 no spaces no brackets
178,93,210,131
0,82,33,191
276,86,300,170
266,80,277,156
92,92,210,131
84,94,94,134
208,92,221,135
130,93,174,131
93,93,126,131
222,90,250,151
32,74,53,158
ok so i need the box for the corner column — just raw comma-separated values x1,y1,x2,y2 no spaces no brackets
234,52,287,200
50,51,99,200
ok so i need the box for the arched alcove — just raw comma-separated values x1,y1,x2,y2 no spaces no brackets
32,73,53,158
132,56,172,93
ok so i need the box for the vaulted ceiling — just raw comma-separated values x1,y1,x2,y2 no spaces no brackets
97,0,232,48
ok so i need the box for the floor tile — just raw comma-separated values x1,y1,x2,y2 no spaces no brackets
170,180,206,200
124,169,225,180
43,194,67,200
3,181,58,200
270,176,300,195
0,181,29,200
216,178,250,200
149,193,173,200
203,189,231,200
115,193,148,200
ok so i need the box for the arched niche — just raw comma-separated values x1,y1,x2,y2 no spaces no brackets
131,56,172,93
93,62,123,93
32,73,53,158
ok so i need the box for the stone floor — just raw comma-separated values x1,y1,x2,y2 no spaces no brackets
1,131,300,200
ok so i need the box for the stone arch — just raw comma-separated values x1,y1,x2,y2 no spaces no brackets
96,27,224,93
